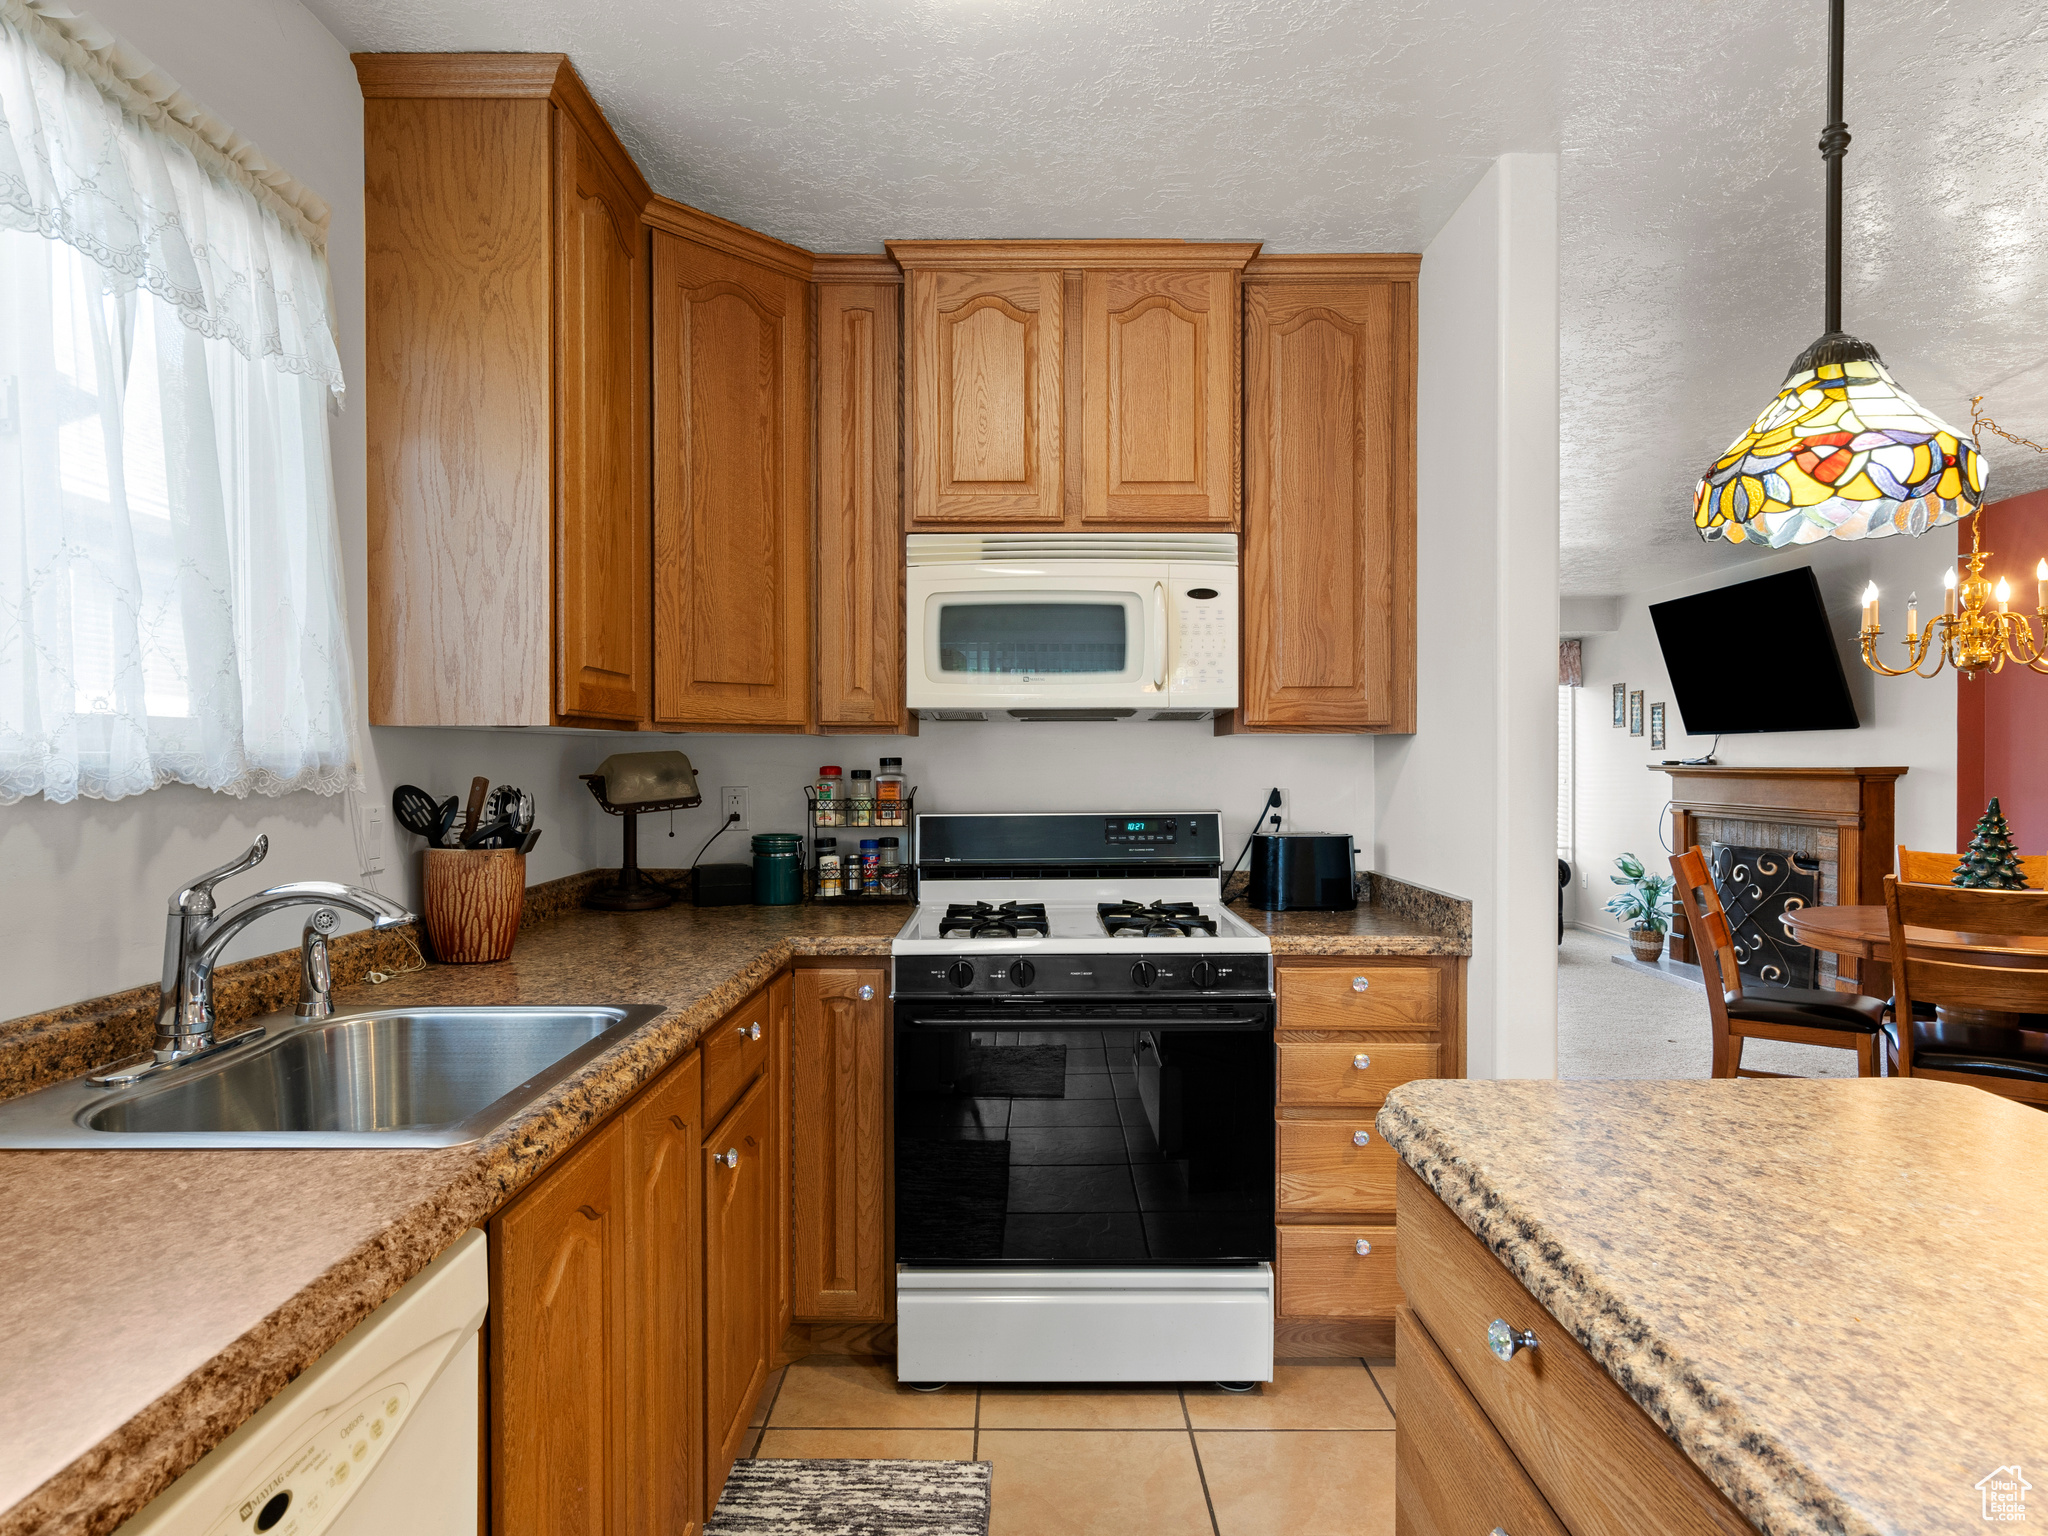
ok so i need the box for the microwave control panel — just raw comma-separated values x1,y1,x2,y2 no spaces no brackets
1170,575,1237,706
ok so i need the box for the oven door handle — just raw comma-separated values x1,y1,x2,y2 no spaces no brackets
895,1014,1272,1032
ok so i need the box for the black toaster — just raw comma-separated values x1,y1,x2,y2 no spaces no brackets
1246,832,1358,911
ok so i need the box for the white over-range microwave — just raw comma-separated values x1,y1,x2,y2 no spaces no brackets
905,533,1238,721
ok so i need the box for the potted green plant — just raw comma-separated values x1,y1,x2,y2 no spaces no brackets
1605,853,1675,963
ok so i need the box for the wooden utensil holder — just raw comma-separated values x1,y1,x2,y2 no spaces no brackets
422,848,526,963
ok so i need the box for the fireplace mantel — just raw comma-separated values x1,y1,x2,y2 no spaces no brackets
1653,765,1906,991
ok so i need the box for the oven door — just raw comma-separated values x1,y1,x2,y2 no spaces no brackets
904,568,1166,710
893,1002,1275,1267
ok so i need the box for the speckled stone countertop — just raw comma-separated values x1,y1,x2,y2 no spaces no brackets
1377,1078,2048,1536
1228,897,1468,955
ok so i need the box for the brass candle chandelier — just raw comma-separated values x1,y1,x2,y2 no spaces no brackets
1862,402,2048,678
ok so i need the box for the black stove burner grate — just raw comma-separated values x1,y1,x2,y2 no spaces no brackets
1096,899,1219,939
939,900,1050,939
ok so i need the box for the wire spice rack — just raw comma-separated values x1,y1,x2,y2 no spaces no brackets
804,787,917,904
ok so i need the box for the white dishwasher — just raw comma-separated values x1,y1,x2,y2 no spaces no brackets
119,1228,488,1536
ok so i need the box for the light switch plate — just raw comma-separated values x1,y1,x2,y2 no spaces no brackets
358,801,386,875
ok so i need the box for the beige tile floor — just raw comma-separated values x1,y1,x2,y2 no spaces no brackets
739,1356,1399,1536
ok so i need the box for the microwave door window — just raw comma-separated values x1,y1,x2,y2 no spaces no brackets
936,600,1131,677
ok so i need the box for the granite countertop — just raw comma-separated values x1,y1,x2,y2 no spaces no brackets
1377,1078,2048,1536
0,891,1457,1536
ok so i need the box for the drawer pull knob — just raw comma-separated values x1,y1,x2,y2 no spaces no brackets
858,984,875,1001
714,1148,739,1169
1487,1318,1538,1363
1352,976,1370,992
1353,1053,1371,1070
1352,1130,1371,1147
739,1022,761,1040
1354,1238,1373,1256
1492,1529,1512,1536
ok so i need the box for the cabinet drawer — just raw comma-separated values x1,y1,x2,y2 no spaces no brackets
1279,964,1439,1028
1396,1306,1569,1536
1278,1042,1438,1107
1276,1224,1398,1319
1396,1165,1755,1536
702,987,774,1127
1278,1120,1400,1212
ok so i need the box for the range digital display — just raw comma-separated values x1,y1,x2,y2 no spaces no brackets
1105,817,1177,844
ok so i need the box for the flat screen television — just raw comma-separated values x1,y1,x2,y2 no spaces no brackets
1648,567,1859,735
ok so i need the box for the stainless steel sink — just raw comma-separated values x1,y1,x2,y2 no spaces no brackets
0,1004,664,1149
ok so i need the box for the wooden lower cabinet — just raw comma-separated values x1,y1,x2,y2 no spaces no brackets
491,1117,628,1536
1396,1164,1757,1536
704,1073,776,1512
791,965,889,1321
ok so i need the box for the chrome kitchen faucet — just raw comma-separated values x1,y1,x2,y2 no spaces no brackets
94,836,415,1086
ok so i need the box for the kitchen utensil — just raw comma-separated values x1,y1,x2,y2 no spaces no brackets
461,816,516,850
460,777,488,841
519,828,542,855
435,796,461,846
391,784,445,840
484,784,532,834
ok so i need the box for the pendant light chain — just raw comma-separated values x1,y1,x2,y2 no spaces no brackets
1820,0,1849,336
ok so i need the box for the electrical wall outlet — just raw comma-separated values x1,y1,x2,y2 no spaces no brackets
721,786,749,829
1269,787,1289,830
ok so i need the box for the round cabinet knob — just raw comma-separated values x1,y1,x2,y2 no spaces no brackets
1188,960,1217,990
1007,959,1036,988
1130,961,1159,989
714,1148,739,1169
1487,1319,1538,1363
740,1022,761,1040
857,984,875,1001
1352,975,1371,992
1352,1130,1371,1147
1353,1053,1371,1070
945,961,976,991
1355,1238,1373,1256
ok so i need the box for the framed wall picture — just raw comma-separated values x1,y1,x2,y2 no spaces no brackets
1612,683,1626,727
1649,702,1667,751
1629,690,1644,737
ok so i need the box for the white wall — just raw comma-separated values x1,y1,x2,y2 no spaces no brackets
1567,534,1956,935
1374,154,1561,1081
0,0,1381,1020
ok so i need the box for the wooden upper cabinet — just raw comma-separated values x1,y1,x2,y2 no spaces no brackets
1082,266,1240,525
648,204,814,730
814,260,911,734
358,54,651,727
1227,256,1418,734
891,241,1254,530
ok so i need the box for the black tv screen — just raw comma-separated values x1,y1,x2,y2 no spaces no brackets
1648,568,1859,735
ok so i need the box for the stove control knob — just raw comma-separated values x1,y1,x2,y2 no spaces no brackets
945,960,976,991
1007,959,1036,988
1130,961,1159,989
1189,960,1217,990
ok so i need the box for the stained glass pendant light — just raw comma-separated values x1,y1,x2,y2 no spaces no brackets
1693,0,1986,547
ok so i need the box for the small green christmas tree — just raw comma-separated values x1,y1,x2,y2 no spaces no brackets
1953,798,2029,889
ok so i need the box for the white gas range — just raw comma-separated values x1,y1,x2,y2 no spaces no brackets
889,812,1276,1389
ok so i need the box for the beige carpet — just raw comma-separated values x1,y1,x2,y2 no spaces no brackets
1556,928,1856,1080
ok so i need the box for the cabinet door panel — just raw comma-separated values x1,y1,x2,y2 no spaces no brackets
1238,277,1414,732
816,283,909,731
653,233,811,728
625,1053,703,1536
1083,268,1237,526
555,113,648,723
493,1118,626,1536
908,270,1064,523
792,967,888,1320
704,1075,774,1514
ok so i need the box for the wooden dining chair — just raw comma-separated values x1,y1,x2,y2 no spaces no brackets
1897,845,2048,889
1670,847,1887,1078
1882,875,2048,1108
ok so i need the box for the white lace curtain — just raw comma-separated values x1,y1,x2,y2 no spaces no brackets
0,0,357,803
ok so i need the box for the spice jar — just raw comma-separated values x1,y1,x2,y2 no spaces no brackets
858,838,881,893
814,837,842,898
848,768,874,826
875,758,907,826
877,836,905,895
814,766,842,826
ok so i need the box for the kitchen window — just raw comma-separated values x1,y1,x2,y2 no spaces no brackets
0,3,354,804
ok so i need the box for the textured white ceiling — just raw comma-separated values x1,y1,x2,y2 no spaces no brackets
305,0,2048,596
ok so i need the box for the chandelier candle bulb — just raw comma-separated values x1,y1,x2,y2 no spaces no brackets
1862,583,1879,632
1946,567,1959,618
2036,559,2047,611
1996,577,2011,614
1907,592,1918,643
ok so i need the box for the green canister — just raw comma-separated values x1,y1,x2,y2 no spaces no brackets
751,832,804,906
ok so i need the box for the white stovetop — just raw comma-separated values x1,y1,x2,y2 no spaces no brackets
892,879,1270,957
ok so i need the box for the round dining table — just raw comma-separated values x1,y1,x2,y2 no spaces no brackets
1785,904,2048,968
